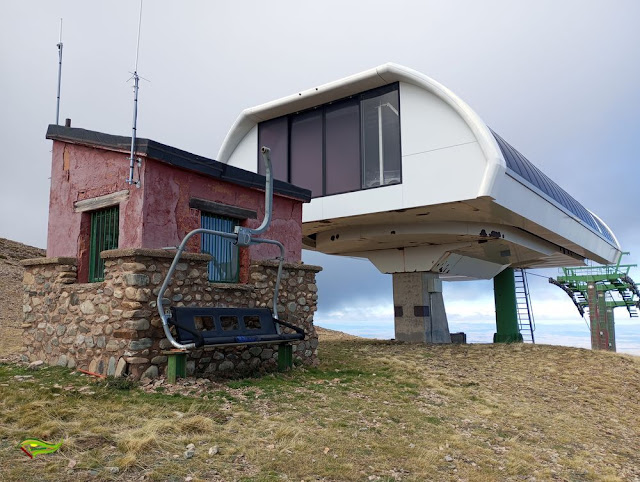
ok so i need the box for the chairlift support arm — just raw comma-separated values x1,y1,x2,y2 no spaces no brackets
156,147,285,350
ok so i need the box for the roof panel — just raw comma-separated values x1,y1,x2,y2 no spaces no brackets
490,130,614,243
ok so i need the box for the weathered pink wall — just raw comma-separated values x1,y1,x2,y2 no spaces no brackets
46,140,303,283
142,160,303,262
46,142,145,281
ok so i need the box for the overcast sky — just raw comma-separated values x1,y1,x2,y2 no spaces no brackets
1,1,639,351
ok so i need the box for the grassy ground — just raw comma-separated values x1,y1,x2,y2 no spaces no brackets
1,329,639,481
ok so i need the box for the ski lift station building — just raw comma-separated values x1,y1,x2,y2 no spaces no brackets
218,63,623,343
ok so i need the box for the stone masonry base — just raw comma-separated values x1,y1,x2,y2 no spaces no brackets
21,249,321,380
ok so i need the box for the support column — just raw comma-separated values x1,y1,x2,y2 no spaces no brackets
587,282,616,351
392,272,451,343
493,268,523,343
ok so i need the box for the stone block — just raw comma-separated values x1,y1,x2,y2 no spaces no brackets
141,365,158,379
128,338,153,350
80,301,95,315
124,319,150,331
115,358,127,377
121,262,147,272
107,357,116,376
125,357,149,364
122,310,152,319
123,274,150,287
249,346,262,356
113,329,136,339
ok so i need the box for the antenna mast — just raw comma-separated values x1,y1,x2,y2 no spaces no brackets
127,0,144,187
55,19,63,125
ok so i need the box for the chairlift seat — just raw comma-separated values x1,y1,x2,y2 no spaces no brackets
169,307,304,348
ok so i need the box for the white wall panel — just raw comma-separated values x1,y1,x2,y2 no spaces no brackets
495,176,619,264
225,126,258,172
305,184,404,223
402,142,485,209
399,82,476,157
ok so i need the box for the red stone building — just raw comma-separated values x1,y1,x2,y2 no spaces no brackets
21,125,320,379
45,124,309,283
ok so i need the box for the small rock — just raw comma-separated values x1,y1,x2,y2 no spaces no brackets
444,455,454,462
186,443,195,450
141,365,159,380
184,448,195,459
28,360,44,370
107,467,119,474
67,459,77,469
208,446,220,456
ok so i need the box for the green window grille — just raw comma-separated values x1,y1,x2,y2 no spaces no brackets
201,212,239,283
88,206,120,282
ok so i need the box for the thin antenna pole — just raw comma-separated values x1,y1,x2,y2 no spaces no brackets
127,0,143,187
56,19,63,125
127,72,140,187
134,0,143,71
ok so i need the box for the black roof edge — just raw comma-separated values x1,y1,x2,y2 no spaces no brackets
45,124,311,202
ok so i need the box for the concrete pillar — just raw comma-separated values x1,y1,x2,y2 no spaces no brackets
493,268,523,343
587,282,616,351
392,272,451,343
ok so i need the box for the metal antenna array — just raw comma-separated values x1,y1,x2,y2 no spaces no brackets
126,0,144,187
55,19,63,125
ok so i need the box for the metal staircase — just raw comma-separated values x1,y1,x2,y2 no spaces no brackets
514,268,535,343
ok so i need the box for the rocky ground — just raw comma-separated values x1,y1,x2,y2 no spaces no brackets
0,238,44,356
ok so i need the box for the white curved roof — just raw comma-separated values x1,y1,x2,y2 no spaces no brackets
218,63,505,197
218,63,622,271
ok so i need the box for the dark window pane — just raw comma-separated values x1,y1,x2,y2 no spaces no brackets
361,87,401,188
258,116,289,182
325,99,360,195
290,110,323,197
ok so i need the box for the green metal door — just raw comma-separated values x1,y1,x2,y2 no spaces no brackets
88,206,119,282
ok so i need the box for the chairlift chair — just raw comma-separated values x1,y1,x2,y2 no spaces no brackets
156,147,305,355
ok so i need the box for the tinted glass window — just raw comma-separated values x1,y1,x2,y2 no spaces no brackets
256,83,402,198
290,109,323,197
325,99,360,195
361,87,401,188
258,116,289,182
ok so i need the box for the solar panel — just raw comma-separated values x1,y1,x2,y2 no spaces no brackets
491,130,615,243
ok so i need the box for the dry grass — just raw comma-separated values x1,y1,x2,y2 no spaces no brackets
1,330,639,481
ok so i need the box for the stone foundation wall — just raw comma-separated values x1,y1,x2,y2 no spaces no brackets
21,249,321,379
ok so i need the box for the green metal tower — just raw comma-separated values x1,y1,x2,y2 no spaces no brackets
493,268,525,343
550,253,640,352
